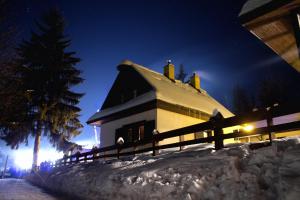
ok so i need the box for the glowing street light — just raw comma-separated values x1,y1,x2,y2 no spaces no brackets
243,124,254,132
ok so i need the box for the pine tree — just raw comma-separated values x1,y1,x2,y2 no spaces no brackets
0,0,32,147
176,64,187,82
0,61,32,148
15,9,84,170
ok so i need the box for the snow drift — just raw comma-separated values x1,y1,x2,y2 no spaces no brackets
27,137,300,200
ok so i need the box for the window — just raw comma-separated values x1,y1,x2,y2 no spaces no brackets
195,130,212,139
138,125,144,140
195,131,204,139
115,120,155,144
121,126,143,143
127,128,133,143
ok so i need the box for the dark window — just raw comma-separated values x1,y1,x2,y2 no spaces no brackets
127,128,133,143
115,120,155,144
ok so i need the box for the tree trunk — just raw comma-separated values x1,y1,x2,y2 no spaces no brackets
32,129,41,171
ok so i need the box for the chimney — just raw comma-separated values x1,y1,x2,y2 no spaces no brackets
164,60,175,81
190,73,200,91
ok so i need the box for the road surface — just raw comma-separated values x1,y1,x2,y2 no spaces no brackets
0,178,67,200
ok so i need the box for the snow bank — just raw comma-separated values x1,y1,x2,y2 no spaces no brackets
27,138,300,200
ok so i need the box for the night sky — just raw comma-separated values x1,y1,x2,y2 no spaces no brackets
1,0,300,161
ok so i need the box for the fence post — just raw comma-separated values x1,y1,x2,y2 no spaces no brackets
63,155,67,166
210,111,224,150
76,152,80,163
117,146,120,159
116,137,124,159
214,127,224,150
152,129,159,156
1,155,8,179
179,135,184,151
207,130,213,143
266,108,274,145
152,139,156,156
92,147,97,161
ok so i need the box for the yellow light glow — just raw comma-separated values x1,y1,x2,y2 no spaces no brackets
243,124,254,132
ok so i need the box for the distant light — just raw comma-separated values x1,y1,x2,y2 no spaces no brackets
14,150,32,170
93,108,101,145
243,124,254,132
14,149,63,170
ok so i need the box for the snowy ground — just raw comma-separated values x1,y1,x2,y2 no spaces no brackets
27,137,300,200
0,178,67,200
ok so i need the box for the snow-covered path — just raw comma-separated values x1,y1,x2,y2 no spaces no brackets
0,178,66,200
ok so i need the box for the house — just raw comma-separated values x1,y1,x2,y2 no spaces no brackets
87,60,234,148
239,0,300,73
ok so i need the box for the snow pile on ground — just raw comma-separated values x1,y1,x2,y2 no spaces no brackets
27,137,300,200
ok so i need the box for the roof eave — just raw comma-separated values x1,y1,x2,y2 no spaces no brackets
239,0,293,24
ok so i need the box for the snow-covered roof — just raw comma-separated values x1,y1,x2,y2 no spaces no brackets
239,0,273,16
88,91,157,123
123,60,233,117
88,60,233,124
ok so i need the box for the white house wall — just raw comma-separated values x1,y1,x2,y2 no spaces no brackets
100,109,156,148
156,108,205,145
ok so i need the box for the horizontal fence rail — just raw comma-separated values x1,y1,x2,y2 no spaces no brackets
49,108,300,169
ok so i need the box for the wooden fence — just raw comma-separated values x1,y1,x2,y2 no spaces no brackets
51,107,300,168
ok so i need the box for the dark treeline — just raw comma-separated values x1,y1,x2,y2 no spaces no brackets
232,68,300,115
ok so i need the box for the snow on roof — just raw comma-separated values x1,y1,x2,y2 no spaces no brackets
123,60,233,118
88,60,233,124
239,0,273,16
88,91,156,123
